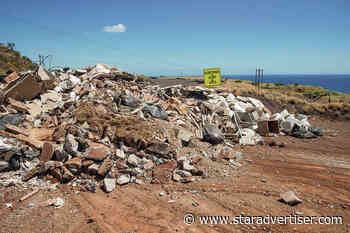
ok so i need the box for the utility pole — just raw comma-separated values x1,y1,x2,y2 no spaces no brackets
255,67,264,95
38,54,53,69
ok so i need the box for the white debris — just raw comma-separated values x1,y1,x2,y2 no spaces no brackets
47,197,65,208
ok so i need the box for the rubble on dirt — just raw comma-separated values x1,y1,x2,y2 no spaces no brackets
0,64,324,193
280,191,303,206
275,110,322,138
46,197,65,208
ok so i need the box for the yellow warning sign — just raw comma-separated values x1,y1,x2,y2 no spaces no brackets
203,68,221,87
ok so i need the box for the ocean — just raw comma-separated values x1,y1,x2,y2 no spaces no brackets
222,74,350,94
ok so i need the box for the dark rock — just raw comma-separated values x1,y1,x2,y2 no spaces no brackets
310,127,324,137
9,154,20,170
142,104,168,120
202,124,224,144
76,137,90,152
53,147,69,162
121,95,140,108
292,130,317,139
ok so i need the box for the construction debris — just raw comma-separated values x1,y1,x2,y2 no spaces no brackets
46,197,65,208
0,64,323,194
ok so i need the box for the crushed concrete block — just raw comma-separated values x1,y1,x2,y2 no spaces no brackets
117,174,130,185
177,128,193,143
127,154,140,167
115,149,125,160
64,134,79,156
103,178,116,193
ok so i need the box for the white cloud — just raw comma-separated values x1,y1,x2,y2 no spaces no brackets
103,24,126,33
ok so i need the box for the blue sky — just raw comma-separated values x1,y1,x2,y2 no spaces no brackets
1,0,349,75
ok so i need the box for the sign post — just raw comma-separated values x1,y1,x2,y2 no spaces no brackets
203,68,221,87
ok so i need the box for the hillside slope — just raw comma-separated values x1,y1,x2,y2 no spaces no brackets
0,44,37,75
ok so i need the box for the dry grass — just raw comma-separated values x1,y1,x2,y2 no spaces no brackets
0,44,37,75
219,79,350,119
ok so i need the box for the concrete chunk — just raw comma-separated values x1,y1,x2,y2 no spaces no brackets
103,178,116,192
117,174,130,185
280,191,302,205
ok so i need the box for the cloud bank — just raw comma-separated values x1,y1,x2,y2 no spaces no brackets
103,24,126,33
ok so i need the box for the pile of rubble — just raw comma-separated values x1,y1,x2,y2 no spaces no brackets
0,64,323,193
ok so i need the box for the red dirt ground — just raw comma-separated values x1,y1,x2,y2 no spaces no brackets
1,117,350,233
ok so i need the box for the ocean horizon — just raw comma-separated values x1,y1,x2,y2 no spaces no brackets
221,74,350,94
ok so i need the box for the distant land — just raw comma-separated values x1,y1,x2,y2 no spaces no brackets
222,74,350,94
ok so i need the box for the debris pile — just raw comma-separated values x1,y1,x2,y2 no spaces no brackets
0,64,323,193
